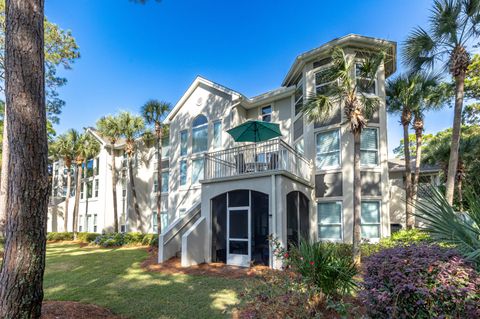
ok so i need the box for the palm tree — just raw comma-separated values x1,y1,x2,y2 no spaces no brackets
81,135,100,232
97,115,122,232
302,47,385,264
118,112,145,232
54,129,81,232
71,133,100,238
410,79,445,211
386,73,442,228
403,0,480,205
141,100,171,236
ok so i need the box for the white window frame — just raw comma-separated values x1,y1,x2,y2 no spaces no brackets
360,128,380,167
191,157,204,185
192,115,208,154
93,214,98,233
317,201,343,242
261,105,272,122
179,159,187,187
294,80,304,116
361,200,381,240
94,179,99,198
213,120,222,149
180,130,188,157
315,128,341,170
355,62,377,96
152,210,168,232
314,67,337,95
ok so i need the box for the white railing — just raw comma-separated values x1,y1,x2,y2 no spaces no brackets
204,138,312,183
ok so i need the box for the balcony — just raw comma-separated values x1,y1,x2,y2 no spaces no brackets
204,138,313,183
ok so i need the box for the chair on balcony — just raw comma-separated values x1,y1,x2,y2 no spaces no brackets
235,153,246,174
268,152,279,170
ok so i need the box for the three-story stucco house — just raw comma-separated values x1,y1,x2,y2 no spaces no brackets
48,34,439,269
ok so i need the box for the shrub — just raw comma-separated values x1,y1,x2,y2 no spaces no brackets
76,232,99,243
47,232,74,241
142,234,158,247
272,238,358,297
124,232,145,245
94,233,125,247
360,244,480,318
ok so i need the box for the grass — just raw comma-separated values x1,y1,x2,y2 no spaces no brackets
42,243,245,319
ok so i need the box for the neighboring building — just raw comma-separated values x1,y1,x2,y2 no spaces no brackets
48,34,436,269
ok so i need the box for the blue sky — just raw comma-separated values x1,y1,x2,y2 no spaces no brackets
46,0,455,155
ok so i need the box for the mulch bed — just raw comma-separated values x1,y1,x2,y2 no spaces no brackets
141,247,271,279
41,301,122,319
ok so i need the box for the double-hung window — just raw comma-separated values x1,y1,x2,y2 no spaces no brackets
86,180,93,199
179,160,187,186
180,130,188,156
294,82,304,115
315,68,336,95
94,179,99,198
261,105,272,122
318,202,342,240
192,158,204,184
153,211,168,231
316,129,340,169
361,128,379,166
161,171,169,193
361,201,381,239
213,120,222,149
161,136,170,158
355,63,376,95
192,115,208,153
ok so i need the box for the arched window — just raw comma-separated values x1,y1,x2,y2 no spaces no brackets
192,114,208,153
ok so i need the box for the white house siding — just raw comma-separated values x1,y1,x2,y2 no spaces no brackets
48,35,408,265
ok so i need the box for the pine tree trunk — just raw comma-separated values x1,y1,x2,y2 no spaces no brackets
352,130,362,265
0,0,48,317
128,155,142,232
111,145,119,233
402,123,414,229
411,124,424,224
445,73,465,204
0,107,8,237
72,163,83,239
63,164,71,232
156,131,162,236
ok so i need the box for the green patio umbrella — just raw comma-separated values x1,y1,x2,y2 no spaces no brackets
226,120,282,142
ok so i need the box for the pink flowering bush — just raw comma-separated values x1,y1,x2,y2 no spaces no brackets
360,244,480,318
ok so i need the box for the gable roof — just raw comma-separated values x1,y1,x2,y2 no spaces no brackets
166,76,244,123
282,34,397,86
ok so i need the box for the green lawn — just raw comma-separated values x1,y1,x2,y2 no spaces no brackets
43,243,245,319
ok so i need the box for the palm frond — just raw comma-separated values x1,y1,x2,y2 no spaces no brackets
414,185,480,266
360,94,380,120
403,27,439,71
141,99,171,125
430,0,462,44
302,92,335,124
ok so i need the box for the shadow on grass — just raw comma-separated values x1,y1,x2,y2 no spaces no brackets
44,243,244,319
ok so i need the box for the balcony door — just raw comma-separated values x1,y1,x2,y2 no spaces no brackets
227,207,251,267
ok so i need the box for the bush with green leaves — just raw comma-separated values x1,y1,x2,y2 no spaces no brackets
47,232,74,241
93,233,125,247
124,232,145,245
76,232,99,243
272,238,358,297
142,234,158,246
